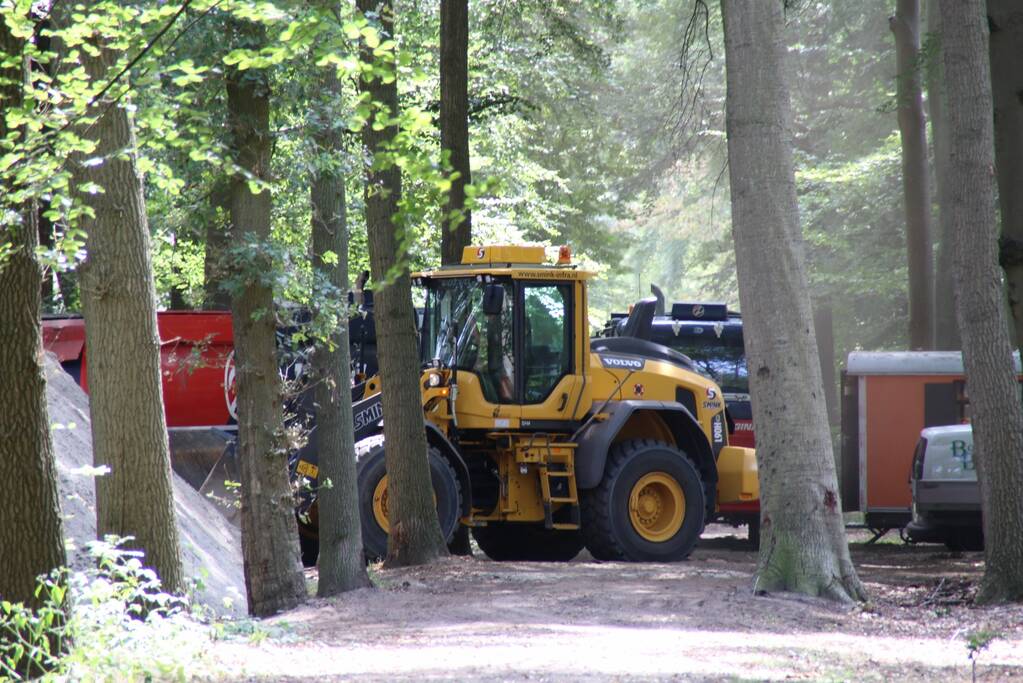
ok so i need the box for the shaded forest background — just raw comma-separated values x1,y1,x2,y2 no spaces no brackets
42,0,913,366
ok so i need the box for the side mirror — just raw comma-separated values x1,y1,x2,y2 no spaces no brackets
482,284,504,316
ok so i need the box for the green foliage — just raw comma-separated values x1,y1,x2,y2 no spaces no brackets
0,538,212,681
965,628,1002,683
2,0,919,364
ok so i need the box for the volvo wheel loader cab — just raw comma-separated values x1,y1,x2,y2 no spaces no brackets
337,245,758,562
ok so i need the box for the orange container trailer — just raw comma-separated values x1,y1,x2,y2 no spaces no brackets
839,351,1019,530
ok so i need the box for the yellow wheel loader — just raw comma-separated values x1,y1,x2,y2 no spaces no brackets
297,245,759,562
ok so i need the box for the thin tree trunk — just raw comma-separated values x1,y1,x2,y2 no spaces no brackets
891,0,935,350
204,178,232,310
439,0,472,265
940,0,1023,604
813,299,839,429
73,20,182,593
720,0,865,603
311,56,372,596
38,212,55,308
168,232,188,310
357,0,449,566
988,0,1023,350
926,1,960,350
226,20,307,615
0,18,66,609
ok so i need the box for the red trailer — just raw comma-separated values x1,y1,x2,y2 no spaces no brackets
43,312,238,492
43,311,235,428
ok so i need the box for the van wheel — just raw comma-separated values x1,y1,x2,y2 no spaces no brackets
356,435,462,561
581,439,705,562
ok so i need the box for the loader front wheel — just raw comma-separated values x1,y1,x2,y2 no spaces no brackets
581,439,705,562
472,524,584,562
356,435,462,561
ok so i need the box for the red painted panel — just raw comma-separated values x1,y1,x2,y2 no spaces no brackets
157,312,234,427
42,311,235,428
729,419,755,448
864,374,953,511
41,317,86,362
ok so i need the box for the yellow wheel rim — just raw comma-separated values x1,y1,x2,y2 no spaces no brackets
371,475,438,534
629,472,685,542
372,475,391,533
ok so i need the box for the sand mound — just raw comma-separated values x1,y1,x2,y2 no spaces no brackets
46,356,247,617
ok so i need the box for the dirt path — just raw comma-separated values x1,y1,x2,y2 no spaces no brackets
208,527,1023,682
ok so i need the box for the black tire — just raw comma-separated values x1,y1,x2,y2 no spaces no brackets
355,435,462,561
580,439,705,562
472,524,584,562
944,528,984,552
448,525,473,556
298,528,319,568
747,515,761,550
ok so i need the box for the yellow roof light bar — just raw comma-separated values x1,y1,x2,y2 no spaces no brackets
461,245,546,265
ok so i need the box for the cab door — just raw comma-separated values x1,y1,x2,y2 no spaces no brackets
518,281,588,427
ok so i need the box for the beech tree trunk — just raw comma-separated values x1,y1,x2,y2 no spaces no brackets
891,0,935,350
940,0,1023,604
73,21,182,593
204,178,232,310
926,1,961,350
0,19,66,608
357,0,449,566
439,0,472,265
226,21,307,615
719,0,865,603
311,51,372,596
988,0,1023,350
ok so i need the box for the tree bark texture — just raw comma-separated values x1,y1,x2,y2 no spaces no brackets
988,0,1023,350
940,0,1023,604
891,0,935,350
357,0,449,566
73,28,182,593
311,58,372,596
926,1,961,350
439,0,472,265
226,21,307,615
720,0,865,603
0,20,67,608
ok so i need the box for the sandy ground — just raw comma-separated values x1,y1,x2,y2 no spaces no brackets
207,526,1023,682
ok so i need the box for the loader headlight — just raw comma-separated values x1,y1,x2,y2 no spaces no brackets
427,372,443,388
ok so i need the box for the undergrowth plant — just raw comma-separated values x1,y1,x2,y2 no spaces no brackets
965,628,1002,683
0,537,215,681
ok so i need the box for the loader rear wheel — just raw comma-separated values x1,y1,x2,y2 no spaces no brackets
580,439,705,562
472,523,584,562
356,435,462,561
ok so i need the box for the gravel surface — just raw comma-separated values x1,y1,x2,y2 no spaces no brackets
204,527,1023,682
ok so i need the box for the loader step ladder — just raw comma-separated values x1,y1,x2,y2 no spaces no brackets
528,434,580,531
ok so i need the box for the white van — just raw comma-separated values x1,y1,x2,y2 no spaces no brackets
905,424,983,550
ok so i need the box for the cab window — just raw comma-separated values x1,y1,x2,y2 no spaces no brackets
422,278,515,404
522,284,572,403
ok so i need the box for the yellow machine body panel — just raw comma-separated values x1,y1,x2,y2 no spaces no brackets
716,445,760,504
585,352,725,433
401,245,759,557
